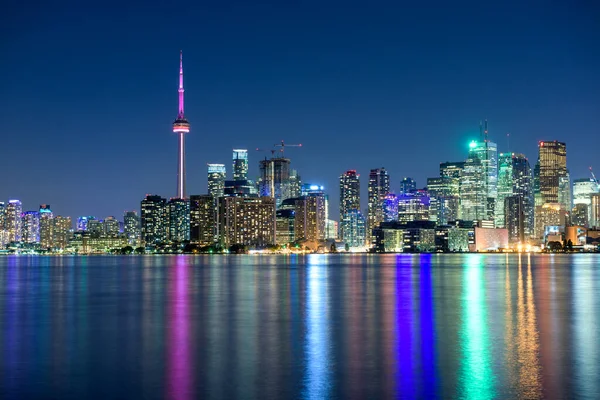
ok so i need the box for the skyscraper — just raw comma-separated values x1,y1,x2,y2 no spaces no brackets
467,123,498,221
460,156,486,221
383,193,399,222
218,197,276,247
232,149,249,180
399,177,417,195
294,194,326,242
591,194,600,229
495,153,533,237
21,211,40,243
52,216,72,249
190,195,216,245
536,141,567,205
339,170,361,240
172,51,190,200
259,157,292,207
168,198,190,242
5,200,22,242
39,204,54,249
341,209,366,248
123,211,140,245
141,195,167,245
103,216,120,237
208,164,226,198
339,170,360,218
367,168,390,236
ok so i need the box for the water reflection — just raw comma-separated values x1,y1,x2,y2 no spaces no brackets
304,255,331,399
460,255,495,399
0,254,599,399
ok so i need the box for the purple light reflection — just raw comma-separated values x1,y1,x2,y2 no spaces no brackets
166,256,193,400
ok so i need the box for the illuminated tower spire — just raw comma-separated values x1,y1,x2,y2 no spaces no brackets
173,50,190,199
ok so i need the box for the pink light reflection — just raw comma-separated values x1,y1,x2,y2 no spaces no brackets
166,256,193,400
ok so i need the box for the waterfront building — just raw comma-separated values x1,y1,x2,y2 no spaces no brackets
53,216,72,249
459,156,486,222
571,204,589,227
123,211,140,245
275,209,295,245
294,194,326,242
232,149,249,180
103,216,120,237
217,197,276,247
190,195,215,245
534,203,567,240
448,228,470,252
367,168,390,235
397,193,430,223
474,227,509,251
5,200,22,242
141,195,167,245
208,164,226,198
39,205,54,248
373,227,404,252
168,198,190,242
339,170,361,239
325,219,338,240
341,209,366,248
21,211,40,243
87,219,104,238
504,195,526,244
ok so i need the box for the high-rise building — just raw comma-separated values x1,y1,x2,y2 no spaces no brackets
53,216,72,249
558,173,572,211
439,162,464,195
591,194,600,229
397,193,430,223
294,194,326,242
467,125,498,221
399,177,417,195
207,164,226,198
218,197,276,247
21,211,40,243
573,178,599,205
232,149,249,180
504,195,526,244
87,219,104,238
460,156,486,221
571,203,589,227
326,219,338,240
190,195,215,245
289,169,302,198
5,200,22,242
168,198,190,242
275,209,295,245
39,205,54,249
103,216,120,237
383,193,399,222
494,153,533,237
141,195,167,245
339,170,361,240
341,209,366,248
77,216,95,231
536,141,567,205
259,157,292,207
367,168,390,235
534,203,567,240
123,211,140,245
339,170,361,217
172,51,190,200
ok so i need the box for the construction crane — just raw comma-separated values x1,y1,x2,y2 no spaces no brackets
273,140,302,158
255,147,276,159
590,166,598,186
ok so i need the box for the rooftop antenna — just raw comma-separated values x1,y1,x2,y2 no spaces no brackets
506,132,510,153
484,119,489,142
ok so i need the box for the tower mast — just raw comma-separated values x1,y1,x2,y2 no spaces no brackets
173,50,190,199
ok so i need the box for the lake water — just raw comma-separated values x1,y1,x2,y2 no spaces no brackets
0,254,599,399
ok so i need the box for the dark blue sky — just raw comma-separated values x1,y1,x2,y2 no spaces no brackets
1,1,599,220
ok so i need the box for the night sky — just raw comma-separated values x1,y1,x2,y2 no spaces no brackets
1,1,599,220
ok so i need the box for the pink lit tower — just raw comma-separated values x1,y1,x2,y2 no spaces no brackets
172,50,190,199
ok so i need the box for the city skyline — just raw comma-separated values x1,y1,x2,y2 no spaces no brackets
1,2,599,220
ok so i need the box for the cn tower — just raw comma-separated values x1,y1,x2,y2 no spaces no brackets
172,50,190,199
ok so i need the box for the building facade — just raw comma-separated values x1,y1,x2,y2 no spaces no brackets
218,197,276,247
141,195,167,245
367,168,390,236
190,195,215,245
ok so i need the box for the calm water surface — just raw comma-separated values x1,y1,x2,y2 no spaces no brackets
0,254,599,399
